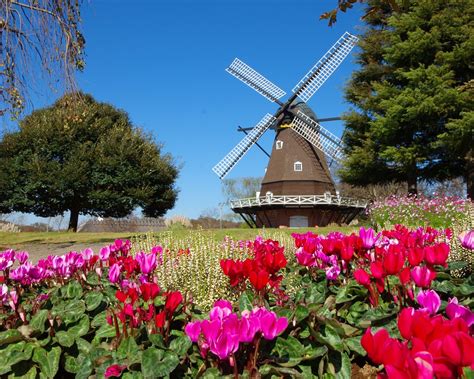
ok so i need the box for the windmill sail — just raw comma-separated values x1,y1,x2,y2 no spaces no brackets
212,113,276,179
226,59,286,103
292,32,358,103
290,111,344,163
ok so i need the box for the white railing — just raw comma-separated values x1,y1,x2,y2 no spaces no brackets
230,194,367,209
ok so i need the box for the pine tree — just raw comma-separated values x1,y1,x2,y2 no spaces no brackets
340,0,473,197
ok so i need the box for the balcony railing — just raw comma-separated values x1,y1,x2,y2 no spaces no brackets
230,194,367,209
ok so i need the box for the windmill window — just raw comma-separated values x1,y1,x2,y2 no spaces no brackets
275,140,283,150
294,161,303,172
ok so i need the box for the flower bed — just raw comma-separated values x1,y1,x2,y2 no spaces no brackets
0,227,473,378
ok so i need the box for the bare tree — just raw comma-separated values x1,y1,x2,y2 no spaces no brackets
221,177,263,203
1,0,85,118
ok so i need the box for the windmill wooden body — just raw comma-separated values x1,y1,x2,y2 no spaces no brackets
213,32,367,228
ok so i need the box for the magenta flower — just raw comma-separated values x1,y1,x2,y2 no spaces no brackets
411,265,436,288
416,289,441,315
99,246,111,260
359,227,378,249
295,248,317,267
0,250,15,271
259,309,288,340
108,263,121,283
151,246,164,265
14,251,29,264
104,364,127,378
459,230,474,250
135,251,157,275
184,321,201,342
446,297,474,328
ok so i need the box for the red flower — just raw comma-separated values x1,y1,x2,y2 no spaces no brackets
249,269,269,291
399,267,411,285
140,282,160,302
155,311,166,328
116,290,127,303
424,243,449,267
354,269,371,287
383,246,405,275
411,265,436,288
408,247,424,266
361,327,390,365
340,238,354,261
370,261,384,279
165,291,182,314
442,332,474,367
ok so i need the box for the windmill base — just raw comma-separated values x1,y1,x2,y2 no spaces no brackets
229,195,367,228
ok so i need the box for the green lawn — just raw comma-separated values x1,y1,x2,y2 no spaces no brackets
0,226,358,249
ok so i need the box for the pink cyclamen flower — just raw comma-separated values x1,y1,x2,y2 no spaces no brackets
104,364,127,378
459,230,474,250
295,248,316,267
416,289,441,315
99,246,111,260
259,309,288,340
359,227,378,249
135,251,157,275
108,263,121,283
14,251,29,265
151,246,164,265
446,297,474,328
411,266,436,288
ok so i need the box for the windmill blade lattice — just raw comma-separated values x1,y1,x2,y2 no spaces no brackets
292,32,358,103
212,113,276,179
226,59,286,103
290,111,344,163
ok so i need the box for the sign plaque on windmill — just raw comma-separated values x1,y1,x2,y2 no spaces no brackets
212,32,367,228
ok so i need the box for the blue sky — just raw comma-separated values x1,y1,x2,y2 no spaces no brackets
13,0,367,223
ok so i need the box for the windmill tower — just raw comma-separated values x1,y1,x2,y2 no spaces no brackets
213,32,367,228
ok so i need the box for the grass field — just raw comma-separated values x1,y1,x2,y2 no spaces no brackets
0,226,358,249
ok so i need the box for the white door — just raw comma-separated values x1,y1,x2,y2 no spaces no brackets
289,216,308,228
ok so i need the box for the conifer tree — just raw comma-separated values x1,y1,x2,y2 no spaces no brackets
340,0,473,197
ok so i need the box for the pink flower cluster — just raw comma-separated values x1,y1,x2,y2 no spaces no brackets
185,300,288,360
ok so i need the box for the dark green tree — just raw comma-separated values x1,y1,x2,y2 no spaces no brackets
0,93,179,231
340,0,473,197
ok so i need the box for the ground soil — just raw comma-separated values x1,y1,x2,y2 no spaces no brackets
5,242,112,262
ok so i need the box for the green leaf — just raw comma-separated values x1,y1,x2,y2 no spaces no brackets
306,282,327,304
62,300,86,325
273,336,305,367
294,304,310,323
55,331,75,347
32,346,61,379
91,310,107,328
86,271,100,285
68,315,90,338
141,348,179,378
148,333,165,348
65,281,83,299
337,352,351,379
92,323,116,343
74,356,92,379
344,336,366,356
3,342,34,367
64,354,79,374
85,291,104,311
313,324,343,351
30,310,49,334
169,335,192,355
117,337,140,361
0,330,23,346
76,338,92,355
238,291,254,312
8,365,36,379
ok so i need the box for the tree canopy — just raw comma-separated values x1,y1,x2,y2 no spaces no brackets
340,0,473,198
0,93,179,231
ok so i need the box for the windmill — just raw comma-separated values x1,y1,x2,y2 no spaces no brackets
212,32,367,228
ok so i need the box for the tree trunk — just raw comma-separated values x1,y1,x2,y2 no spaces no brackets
68,208,80,232
407,175,418,195
466,149,473,200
